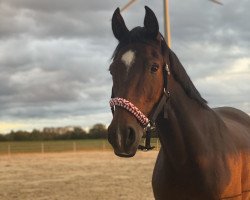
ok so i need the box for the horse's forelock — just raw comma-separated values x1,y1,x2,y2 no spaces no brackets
111,27,160,60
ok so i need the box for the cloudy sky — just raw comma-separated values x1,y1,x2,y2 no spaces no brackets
0,0,249,133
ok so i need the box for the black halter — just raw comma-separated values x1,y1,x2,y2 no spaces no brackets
110,63,170,151
138,64,170,151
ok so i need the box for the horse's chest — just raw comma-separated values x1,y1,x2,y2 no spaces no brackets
152,151,213,200
152,168,207,200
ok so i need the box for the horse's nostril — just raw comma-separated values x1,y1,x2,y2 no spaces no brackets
126,127,136,146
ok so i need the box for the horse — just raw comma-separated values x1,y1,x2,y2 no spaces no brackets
107,6,250,200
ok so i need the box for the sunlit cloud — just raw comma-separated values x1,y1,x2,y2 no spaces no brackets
0,122,30,133
0,0,249,133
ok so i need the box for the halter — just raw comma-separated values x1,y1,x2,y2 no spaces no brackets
110,97,150,126
110,64,170,151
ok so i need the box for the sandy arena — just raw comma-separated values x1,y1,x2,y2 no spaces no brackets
0,151,158,200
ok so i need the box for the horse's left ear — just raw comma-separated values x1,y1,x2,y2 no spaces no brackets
144,6,159,39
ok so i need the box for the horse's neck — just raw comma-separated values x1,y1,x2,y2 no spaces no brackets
156,77,227,168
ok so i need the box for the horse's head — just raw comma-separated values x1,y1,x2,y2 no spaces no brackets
108,6,170,157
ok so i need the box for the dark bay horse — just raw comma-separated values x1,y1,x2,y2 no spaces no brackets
108,6,250,200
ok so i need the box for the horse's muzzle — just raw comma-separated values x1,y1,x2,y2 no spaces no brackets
108,121,142,157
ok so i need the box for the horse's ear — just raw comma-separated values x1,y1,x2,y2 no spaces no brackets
112,8,129,41
144,6,159,39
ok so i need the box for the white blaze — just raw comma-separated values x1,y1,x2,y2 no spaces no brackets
121,50,135,71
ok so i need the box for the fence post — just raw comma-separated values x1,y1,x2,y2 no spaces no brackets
73,142,76,152
41,143,44,154
156,139,159,151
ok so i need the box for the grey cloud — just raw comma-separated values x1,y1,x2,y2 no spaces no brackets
0,1,117,40
0,0,249,128
3,0,118,13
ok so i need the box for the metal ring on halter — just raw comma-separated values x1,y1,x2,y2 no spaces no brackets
165,64,171,75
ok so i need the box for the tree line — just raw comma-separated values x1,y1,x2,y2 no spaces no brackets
0,124,108,141
0,123,159,142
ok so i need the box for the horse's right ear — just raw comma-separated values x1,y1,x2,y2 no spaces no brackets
144,6,159,39
112,8,129,41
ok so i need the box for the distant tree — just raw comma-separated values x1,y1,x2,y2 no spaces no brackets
54,127,87,140
0,134,7,141
4,131,14,141
70,127,87,139
57,132,71,140
6,130,30,141
41,131,60,140
88,123,108,139
30,129,42,140
0,124,110,141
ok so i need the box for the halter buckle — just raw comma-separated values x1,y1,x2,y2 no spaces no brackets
165,64,171,75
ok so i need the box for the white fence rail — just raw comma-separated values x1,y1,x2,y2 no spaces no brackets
0,139,161,155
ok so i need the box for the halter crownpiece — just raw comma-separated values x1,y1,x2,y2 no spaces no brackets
109,97,150,126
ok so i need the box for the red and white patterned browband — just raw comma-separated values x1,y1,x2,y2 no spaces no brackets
110,97,149,126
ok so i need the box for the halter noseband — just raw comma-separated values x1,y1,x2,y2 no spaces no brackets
110,97,150,126
109,63,170,150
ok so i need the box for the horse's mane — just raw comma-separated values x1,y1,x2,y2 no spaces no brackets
112,27,207,107
161,38,208,107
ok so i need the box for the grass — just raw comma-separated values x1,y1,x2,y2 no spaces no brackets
0,138,160,154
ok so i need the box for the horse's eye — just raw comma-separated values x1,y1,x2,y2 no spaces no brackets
151,64,159,73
